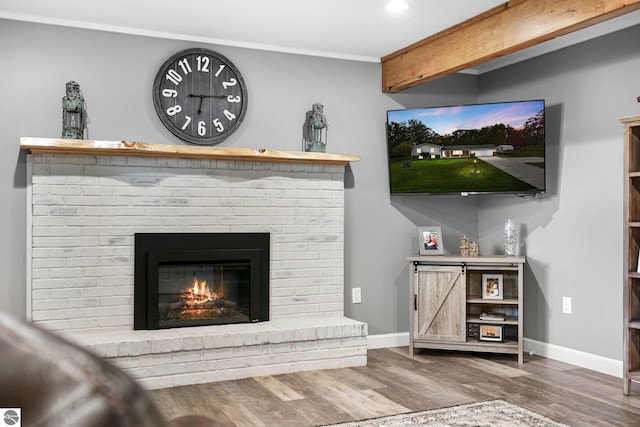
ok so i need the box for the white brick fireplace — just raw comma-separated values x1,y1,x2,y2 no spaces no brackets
23,138,366,389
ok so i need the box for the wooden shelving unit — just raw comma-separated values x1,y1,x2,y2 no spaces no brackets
622,115,640,395
408,255,525,363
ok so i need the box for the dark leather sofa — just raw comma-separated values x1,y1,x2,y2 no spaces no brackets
0,310,169,427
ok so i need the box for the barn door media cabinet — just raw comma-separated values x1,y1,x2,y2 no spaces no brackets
409,255,525,363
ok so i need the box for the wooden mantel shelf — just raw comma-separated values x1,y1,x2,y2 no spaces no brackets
20,137,360,166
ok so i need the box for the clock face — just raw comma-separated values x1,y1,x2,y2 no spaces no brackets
152,48,248,145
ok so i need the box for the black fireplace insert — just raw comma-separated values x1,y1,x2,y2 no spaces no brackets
134,233,269,330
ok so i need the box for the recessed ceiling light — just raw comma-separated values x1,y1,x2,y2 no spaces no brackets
385,0,409,13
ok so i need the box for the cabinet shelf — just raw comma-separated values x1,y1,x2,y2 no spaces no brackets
628,371,640,383
412,338,519,355
628,321,640,330
467,317,518,325
467,298,519,305
409,256,524,363
465,338,519,348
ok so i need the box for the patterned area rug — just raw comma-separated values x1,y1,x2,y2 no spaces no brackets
327,400,568,427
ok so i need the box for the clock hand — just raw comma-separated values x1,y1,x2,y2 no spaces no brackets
188,94,228,99
197,95,204,114
188,94,229,114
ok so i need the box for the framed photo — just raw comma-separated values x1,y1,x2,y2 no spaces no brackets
418,226,444,255
482,274,503,300
479,325,503,342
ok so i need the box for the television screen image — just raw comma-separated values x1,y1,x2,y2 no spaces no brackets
386,100,545,195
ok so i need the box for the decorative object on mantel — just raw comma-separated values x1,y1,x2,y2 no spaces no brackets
19,137,360,166
460,235,479,257
61,81,86,139
152,48,248,146
305,102,328,153
459,235,469,256
469,240,479,257
503,218,517,256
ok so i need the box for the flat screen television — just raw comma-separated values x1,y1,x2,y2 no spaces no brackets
386,99,545,196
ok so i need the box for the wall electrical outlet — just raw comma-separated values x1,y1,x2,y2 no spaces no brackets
562,296,572,314
352,287,362,304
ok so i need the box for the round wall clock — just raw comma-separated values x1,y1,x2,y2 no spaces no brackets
152,48,248,145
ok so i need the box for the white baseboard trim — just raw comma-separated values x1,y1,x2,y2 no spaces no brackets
523,338,622,378
366,333,622,378
367,332,409,349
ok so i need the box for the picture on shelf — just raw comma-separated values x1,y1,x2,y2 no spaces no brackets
417,226,444,255
482,274,503,300
479,324,503,342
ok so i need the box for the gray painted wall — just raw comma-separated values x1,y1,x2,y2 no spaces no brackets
2,18,639,361
477,25,640,360
0,19,479,338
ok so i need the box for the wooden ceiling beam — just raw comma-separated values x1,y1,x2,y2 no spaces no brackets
381,0,640,93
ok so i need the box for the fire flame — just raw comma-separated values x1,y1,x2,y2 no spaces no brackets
181,278,218,307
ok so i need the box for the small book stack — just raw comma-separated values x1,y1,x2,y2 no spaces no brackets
479,311,506,321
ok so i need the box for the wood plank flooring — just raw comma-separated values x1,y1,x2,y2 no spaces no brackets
150,347,640,426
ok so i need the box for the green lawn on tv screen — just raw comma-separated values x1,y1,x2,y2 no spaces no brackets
390,158,535,194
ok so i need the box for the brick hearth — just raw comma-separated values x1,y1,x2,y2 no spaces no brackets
24,139,366,389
